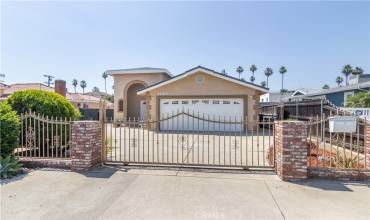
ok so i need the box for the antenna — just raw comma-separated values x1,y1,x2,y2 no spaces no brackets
43,74,55,87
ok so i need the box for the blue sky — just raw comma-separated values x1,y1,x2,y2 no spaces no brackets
1,1,369,94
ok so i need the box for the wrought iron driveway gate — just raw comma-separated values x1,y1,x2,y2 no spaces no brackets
103,112,275,169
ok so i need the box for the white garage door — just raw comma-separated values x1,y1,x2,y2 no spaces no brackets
159,98,244,131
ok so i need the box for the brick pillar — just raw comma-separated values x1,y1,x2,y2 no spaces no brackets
274,121,308,181
70,121,102,171
365,126,370,169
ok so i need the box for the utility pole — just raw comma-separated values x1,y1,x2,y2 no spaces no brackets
43,74,55,87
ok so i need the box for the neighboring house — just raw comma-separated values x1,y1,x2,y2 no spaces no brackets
260,89,314,103
0,82,113,109
291,81,370,107
67,93,113,109
107,66,268,131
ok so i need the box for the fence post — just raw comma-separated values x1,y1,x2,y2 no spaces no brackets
70,121,102,171
365,121,370,169
274,120,308,181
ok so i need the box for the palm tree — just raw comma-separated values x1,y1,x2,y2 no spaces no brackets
260,81,267,87
342,64,352,85
322,84,330,89
352,67,364,75
336,76,343,87
250,64,257,79
250,75,255,83
80,80,87,93
279,66,287,92
102,72,108,93
264,67,273,88
236,66,244,79
72,79,78,93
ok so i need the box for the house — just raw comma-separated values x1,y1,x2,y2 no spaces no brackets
291,80,370,107
107,66,268,130
259,89,318,104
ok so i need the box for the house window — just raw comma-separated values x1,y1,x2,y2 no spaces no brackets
163,102,169,105
172,101,178,104
202,100,209,104
118,99,124,112
212,100,220,104
192,100,199,104
83,104,88,108
182,100,189,104
234,101,240,104
77,103,81,108
223,100,230,104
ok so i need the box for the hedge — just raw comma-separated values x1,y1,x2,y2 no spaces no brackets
0,102,20,157
6,90,80,119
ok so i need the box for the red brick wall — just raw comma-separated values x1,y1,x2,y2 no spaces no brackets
274,121,308,181
70,121,102,171
308,167,370,181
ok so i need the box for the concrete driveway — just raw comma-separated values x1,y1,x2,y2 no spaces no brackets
1,167,369,220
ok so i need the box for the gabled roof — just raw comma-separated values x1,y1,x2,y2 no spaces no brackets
293,82,370,99
105,67,172,77
137,66,269,94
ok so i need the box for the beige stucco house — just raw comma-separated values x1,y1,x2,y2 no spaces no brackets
107,66,268,131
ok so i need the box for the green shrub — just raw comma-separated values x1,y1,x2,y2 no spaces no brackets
0,102,20,157
5,90,80,119
346,92,370,108
0,155,23,179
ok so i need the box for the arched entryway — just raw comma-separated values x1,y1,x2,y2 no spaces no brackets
126,82,146,120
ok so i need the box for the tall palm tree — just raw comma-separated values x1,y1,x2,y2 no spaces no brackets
102,72,108,93
236,66,244,79
250,76,255,83
250,64,257,79
260,81,266,87
264,67,273,88
279,66,287,92
336,76,343,87
341,64,352,85
352,67,364,75
80,80,87,94
72,79,78,93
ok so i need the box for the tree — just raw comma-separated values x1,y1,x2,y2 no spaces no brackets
250,75,255,83
102,72,108,93
236,66,244,79
250,64,257,79
352,67,364,75
0,102,20,157
264,67,273,88
346,92,370,108
80,80,87,94
260,81,267,87
322,84,330,89
92,86,100,93
72,79,78,93
5,90,80,119
279,66,287,92
336,76,343,86
341,64,352,85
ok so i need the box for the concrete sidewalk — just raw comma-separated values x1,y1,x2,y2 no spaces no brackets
1,166,369,220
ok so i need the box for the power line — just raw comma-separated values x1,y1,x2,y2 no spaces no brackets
43,74,55,87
